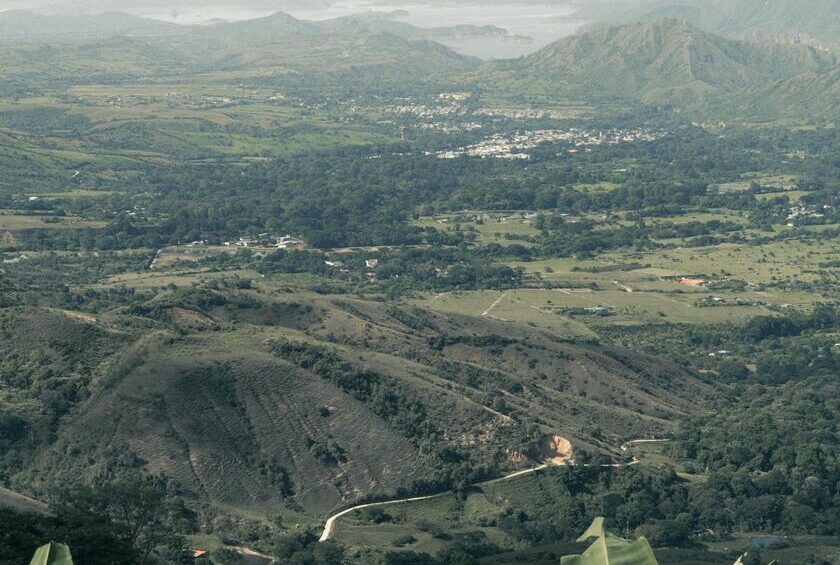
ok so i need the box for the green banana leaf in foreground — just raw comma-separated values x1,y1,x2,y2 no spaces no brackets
561,517,659,565
29,542,74,565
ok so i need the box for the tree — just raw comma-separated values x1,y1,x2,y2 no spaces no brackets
51,474,193,565
0,509,43,565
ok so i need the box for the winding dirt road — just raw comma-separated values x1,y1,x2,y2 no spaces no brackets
318,464,550,542
318,440,665,542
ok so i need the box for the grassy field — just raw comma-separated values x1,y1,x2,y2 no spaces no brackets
408,228,837,336
715,173,799,193
413,215,542,245
515,238,837,294
0,213,106,230
417,286,781,332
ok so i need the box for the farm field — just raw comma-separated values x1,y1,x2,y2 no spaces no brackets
412,215,542,245
0,213,106,230
415,280,824,334
514,238,839,292
715,173,800,193
415,287,775,329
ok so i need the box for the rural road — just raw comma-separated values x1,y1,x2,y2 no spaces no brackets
620,439,670,451
319,440,665,542
318,463,550,542
482,290,510,317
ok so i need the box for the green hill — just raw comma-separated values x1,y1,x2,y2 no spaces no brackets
0,10,180,42
179,12,478,77
479,17,839,121
586,0,840,48
0,11,476,87
3,291,715,516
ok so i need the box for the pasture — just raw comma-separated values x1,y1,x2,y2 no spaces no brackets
417,287,777,329
0,213,106,230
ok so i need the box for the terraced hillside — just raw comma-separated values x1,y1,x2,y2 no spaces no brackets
5,288,716,516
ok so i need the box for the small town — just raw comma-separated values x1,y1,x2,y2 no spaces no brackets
434,128,667,159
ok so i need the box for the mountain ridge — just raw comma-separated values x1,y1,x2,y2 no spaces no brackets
0,9,180,40
479,17,839,121
583,0,840,49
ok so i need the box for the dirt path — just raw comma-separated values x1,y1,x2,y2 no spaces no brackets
228,546,275,563
613,281,634,293
620,439,670,451
319,439,650,542
149,248,163,270
482,291,510,317
318,463,550,542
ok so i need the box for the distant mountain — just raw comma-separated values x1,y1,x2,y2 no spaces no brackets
23,0,330,15
315,12,520,42
582,0,840,49
0,10,477,84
0,10,179,41
196,11,520,45
481,18,839,121
191,10,318,43
183,13,477,77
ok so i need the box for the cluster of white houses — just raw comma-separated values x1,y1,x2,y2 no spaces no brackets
221,234,304,249
435,128,666,160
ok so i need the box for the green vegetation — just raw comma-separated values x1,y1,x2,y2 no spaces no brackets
588,0,840,49
480,18,839,122
0,5,837,564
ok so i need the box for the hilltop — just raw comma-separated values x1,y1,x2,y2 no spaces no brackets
0,10,477,86
0,10,179,41
584,0,840,49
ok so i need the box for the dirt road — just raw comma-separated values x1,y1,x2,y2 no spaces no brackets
319,463,549,542
318,443,651,542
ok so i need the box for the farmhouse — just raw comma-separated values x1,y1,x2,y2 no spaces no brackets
678,277,706,287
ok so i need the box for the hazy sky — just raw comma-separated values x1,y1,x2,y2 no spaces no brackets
0,0,635,15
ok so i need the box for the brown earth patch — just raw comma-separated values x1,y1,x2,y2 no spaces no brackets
541,434,573,465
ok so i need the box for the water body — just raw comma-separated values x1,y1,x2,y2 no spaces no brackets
134,1,588,59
